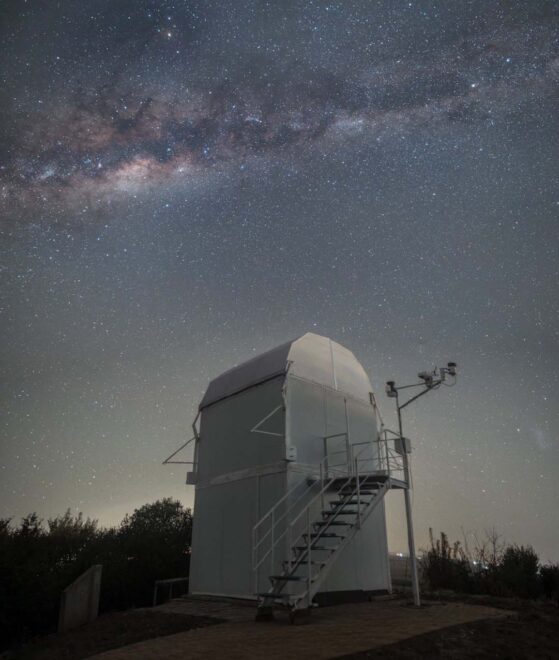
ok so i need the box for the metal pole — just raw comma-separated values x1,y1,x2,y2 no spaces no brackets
306,508,311,607
396,392,421,607
271,510,275,577
320,461,325,512
355,458,361,529
252,528,257,595
344,398,351,475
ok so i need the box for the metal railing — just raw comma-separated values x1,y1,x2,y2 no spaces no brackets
289,473,391,610
251,429,407,598
152,577,189,606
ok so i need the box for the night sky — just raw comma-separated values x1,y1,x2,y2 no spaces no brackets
1,1,558,562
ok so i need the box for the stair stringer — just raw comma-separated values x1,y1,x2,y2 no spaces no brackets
292,478,391,610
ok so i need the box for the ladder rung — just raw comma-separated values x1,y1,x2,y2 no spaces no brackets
332,499,368,506
322,509,359,516
339,489,376,496
270,575,304,581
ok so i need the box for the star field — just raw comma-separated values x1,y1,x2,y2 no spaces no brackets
1,1,558,561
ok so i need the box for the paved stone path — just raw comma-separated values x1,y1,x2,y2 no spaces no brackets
92,599,508,659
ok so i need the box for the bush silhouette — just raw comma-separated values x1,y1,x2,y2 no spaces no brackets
0,499,192,650
497,545,540,598
539,564,559,604
422,528,553,600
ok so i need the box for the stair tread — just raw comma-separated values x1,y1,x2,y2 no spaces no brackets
255,477,391,611
322,509,360,515
333,499,370,505
339,491,376,497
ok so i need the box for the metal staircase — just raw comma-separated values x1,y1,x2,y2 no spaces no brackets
252,430,408,621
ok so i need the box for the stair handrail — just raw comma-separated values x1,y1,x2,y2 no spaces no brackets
379,427,408,481
252,452,347,590
252,432,398,596
285,440,378,546
276,464,392,610
252,433,358,562
253,435,379,566
253,439,385,594
294,476,392,609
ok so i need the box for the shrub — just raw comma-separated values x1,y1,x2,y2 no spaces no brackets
422,529,544,600
422,528,473,593
0,499,192,650
497,545,540,598
539,564,559,604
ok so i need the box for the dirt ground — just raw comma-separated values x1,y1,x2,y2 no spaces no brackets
7,596,558,660
7,610,221,660
90,598,508,659
337,601,559,659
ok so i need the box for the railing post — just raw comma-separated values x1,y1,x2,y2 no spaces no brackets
287,522,292,571
271,510,275,577
344,398,351,475
320,461,325,512
252,527,258,596
306,507,311,606
385,432,390,478
355,458,361,529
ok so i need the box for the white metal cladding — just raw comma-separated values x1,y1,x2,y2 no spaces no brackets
199,333,374,410
284,376,389,594
190,377,287,598
189,333,390,599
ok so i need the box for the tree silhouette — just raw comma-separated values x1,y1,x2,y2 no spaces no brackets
0,499,192,650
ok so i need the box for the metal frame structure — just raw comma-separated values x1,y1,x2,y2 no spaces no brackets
385,362,458,607
252,429,407,619
162,412,200,466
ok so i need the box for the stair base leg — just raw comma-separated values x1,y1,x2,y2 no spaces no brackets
255,606,275,622
289,607,312,625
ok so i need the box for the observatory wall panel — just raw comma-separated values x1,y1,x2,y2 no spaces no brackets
286,375,378,466
285,374,389,595
321,500,391,593
190,375,287,598
196,376,285,482
190,471,287,598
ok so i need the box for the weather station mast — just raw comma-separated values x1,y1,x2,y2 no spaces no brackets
385,361,458,607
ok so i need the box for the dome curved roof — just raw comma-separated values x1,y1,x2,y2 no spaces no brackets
199,333,373,409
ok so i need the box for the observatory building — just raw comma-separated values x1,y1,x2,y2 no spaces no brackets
184,333,409,616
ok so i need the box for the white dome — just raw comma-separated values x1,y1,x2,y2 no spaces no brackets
200,333,373,409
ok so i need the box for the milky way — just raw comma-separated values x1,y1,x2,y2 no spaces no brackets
2,10,558,212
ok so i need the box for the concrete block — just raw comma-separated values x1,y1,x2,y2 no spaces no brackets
58,564,102,632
